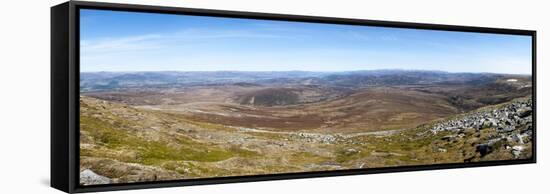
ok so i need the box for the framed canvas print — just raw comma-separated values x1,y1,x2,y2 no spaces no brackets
51,1,536,193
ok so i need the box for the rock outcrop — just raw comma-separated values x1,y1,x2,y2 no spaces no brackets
80,169,111,186
80,157,183,185
429,97,533,159
430,98,532,134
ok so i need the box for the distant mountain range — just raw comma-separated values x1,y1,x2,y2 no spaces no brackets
80,69,531,92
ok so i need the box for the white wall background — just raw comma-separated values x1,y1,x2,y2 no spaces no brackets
0,0,547,193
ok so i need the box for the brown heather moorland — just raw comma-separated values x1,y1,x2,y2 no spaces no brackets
79,71,533,185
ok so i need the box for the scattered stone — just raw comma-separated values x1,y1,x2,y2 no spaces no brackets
476,144,492,156
517,108,532,118
498,126,514,133
512,146,525,159
512,133,524,144
429,98,532,134
441,135,456,141
295,133,337,144
80,169,111,185
343,148,360,155
482,120,493,128
521,125,533,135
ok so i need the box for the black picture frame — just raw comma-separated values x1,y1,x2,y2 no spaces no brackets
51,1,537,193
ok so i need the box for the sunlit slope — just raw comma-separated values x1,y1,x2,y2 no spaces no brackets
79,95,532,185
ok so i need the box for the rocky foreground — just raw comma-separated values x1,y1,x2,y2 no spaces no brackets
428,97,533,159
79,96,533,185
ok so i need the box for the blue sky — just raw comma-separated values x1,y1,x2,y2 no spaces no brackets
80,9,532,74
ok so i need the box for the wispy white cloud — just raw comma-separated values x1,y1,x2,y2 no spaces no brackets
346,31,371,41
81,34,163,52
81,28,287,54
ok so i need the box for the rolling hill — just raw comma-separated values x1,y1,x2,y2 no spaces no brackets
78,69,533,185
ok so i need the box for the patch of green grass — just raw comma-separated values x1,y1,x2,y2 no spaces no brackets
137,141,234,165
80,116,131,148
334,147,369,163
166,114,237,132
287,152,329,164
80,115,256,167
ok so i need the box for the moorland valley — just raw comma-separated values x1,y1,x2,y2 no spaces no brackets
78,70,533,185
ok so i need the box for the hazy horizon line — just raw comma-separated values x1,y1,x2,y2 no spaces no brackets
80,68,533,76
